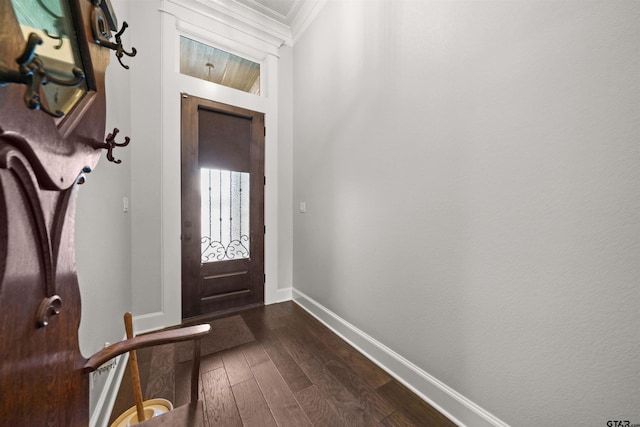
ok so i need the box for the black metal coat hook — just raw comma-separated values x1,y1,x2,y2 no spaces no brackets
91,0,137,69
111,22,137,69
102,128,130,164
0,33,85,117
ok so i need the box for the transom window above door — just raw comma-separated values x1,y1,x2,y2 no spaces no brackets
180,36,260,95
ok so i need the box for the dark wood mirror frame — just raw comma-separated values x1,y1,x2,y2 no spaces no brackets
0,1,209,425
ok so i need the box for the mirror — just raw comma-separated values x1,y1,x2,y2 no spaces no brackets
10,0,87,116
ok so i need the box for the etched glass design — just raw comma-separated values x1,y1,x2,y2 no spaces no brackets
201,169,250,263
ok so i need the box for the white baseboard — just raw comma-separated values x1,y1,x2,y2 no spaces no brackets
271,286,292,303
89,349,130,427
292,288,509,427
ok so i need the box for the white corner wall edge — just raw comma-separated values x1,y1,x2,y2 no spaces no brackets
292,288,510,427
90,346,130,427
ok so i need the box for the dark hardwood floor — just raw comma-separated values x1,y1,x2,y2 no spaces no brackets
109,302,456,426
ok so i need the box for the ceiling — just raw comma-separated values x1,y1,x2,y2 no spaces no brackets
231,0,311,27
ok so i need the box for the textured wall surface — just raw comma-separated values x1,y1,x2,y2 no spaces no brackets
292,1,640,425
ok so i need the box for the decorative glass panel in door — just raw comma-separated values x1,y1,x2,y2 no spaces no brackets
200,169,250,262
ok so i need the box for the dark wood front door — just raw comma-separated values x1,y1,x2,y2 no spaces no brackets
181,94,265,319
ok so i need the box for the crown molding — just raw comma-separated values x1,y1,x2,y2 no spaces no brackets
164,0,292,46
163,0,326,47
290,0,327,44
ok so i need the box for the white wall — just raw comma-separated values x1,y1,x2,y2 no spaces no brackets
130,0,164,319
278,44,294,293
75,0,132,416
292,1,640,425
